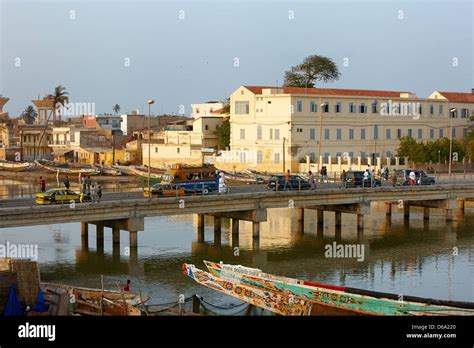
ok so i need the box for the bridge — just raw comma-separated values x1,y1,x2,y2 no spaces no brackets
0,184,473,253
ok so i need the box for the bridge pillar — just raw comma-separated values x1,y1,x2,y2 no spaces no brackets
297,208,304,233
81,222,89,250
423,207,430,220
357,214,364,230
197,214,205,242
455,199,465,220
214,216,221,246
385,203,392,217
252,222,260,251
112,227,120,245
232,218,239,248
317,210,324,225
129,231,138,248
403,205,410,220
446,209,453,222
335,211,342,227
96,222,104,252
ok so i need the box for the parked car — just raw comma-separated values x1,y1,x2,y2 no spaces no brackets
36,188,82,205
267,175,310,191
344,171,382,188
143,183,195,198
396,169,436,186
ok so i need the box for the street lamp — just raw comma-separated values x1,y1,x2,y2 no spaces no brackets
147,99,155,188
282,137,286,173
449,108,456,180
316,103,326,176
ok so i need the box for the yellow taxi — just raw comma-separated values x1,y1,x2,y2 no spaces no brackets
36,188,81,205
143,183,190,198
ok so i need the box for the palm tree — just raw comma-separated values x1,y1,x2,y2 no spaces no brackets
113,104,121,114
20,105,37,124
34,85,69,159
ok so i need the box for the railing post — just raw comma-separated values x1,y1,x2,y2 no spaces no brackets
202,182,205,196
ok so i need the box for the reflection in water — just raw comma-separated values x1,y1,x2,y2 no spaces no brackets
0,202,473,308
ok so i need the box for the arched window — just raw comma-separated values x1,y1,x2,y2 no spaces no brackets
257,126,262,140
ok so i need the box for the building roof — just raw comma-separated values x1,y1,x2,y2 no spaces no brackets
243,86,409,98
437,91,474,103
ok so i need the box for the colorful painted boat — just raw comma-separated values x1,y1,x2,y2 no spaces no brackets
183,261,474,316
0,160,32,172
35,160,100,175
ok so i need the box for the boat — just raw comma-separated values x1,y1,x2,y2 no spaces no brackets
94,165,122,176
130,165,164,179
0,160,32,172
35,160,101,175
183,261,474,316
41,282,150,316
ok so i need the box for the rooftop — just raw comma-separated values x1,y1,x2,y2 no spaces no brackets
243,86,409,98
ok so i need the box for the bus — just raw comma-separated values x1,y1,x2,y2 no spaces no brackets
160,164,219,195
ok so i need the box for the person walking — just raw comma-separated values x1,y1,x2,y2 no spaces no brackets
63,175,70,189
283,170,292,191
363,169,370,188
322,166,328,183
391,171,397,187
409,170,416,186
218,172,227,194
308,170,316,190
340,170,347,189
97,185,102,203
38,176,46,193
81,175,86,194
91,184,97,203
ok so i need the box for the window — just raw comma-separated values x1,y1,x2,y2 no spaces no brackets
361,128,366,140
450,108,458,118
309,152,316,162
349,152,354,159
177,147,180,153
418,129,422,139
239,152,246,163
386,128,391,139
386,151,392,157
408,129,413,138
274,153,280,164
275,129,280,140
336,152,342,157
196,108,200,114
269,129,273,140
463,128,468,137
241,90,244,95
439,129,444,138
452,128,456,137
257,126,262,140
418,105,423,115
439,105,443,115
372,101,378,113
310,128,316,140
374,125,379,140
240,129,245,140
430,129,434,139
461,108,469,118
359,103,367,113
297,101,303,112
349,129,354,140
429,105,434,115
235,101,249,114
324,129,330,140
335,102,342,113
310,101,317,112
361,151,366,158
349,103,355,113
323,152,330,161
155,147,158,153
322,103,329,113
296,128,303,133
205,125,209,130
257,150,263,164
336,129,342,140
397,129,402,139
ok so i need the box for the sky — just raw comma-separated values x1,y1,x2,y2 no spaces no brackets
0,0,473,117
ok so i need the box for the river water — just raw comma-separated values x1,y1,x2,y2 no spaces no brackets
1,185,473,314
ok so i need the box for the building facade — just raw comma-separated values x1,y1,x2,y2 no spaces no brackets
216,86,473,172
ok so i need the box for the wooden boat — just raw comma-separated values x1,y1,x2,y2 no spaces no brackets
0,160,32,172
112,165,137,176
41,282,150,316
131,165,164,179
35,160,100,175
94,165,122,176
183,261,474,316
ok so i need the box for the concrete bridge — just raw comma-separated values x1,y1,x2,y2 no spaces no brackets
0,185,473,252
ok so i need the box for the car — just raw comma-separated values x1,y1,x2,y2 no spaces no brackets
396,169,436,186
36,188,82,205
267,175,310,191
345,171,382,188
143,183,195,198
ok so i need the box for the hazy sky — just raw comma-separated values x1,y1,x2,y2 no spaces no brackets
1,0,473,117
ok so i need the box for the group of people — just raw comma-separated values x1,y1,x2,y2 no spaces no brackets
80,174,102,203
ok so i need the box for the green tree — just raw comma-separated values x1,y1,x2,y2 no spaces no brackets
397,136,465,164
215,118,230,150
113,104,121,114
283,55,341,88
20,105,37,124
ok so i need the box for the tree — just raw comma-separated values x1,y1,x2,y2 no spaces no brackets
20,105,37,124
215,119,230,150
283,55,341,88
113,104,121,114
397,136,465,164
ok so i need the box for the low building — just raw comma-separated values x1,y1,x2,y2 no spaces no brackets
191,101,224,119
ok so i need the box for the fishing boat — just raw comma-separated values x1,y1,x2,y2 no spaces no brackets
0,160,32,172
130,165,164,179
41,282,150,316
35,160,100,175
183,261,474,316
112,165,137,176
94,165,122,176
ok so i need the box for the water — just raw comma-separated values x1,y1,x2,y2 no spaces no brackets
1,190,473,314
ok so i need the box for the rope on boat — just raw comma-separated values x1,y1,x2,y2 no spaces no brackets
197,296,248,310
146,296,194,308
199,301,250,316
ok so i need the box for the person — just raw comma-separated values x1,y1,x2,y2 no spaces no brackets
371,169,376,187
97,185,102,203
283,170,291,191
91,184,97,203
124,280,131,292
308,170,316,190
391,171,397,187
63,175,70,189
409,170,416,186
384,167,390,181
363,169,370,188
38,176,46,193
218,172,227,194
322,166,328,183
81,175,87,194
340,170,347,189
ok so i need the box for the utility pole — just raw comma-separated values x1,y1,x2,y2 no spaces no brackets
147,99,155,189
282,137,286,173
